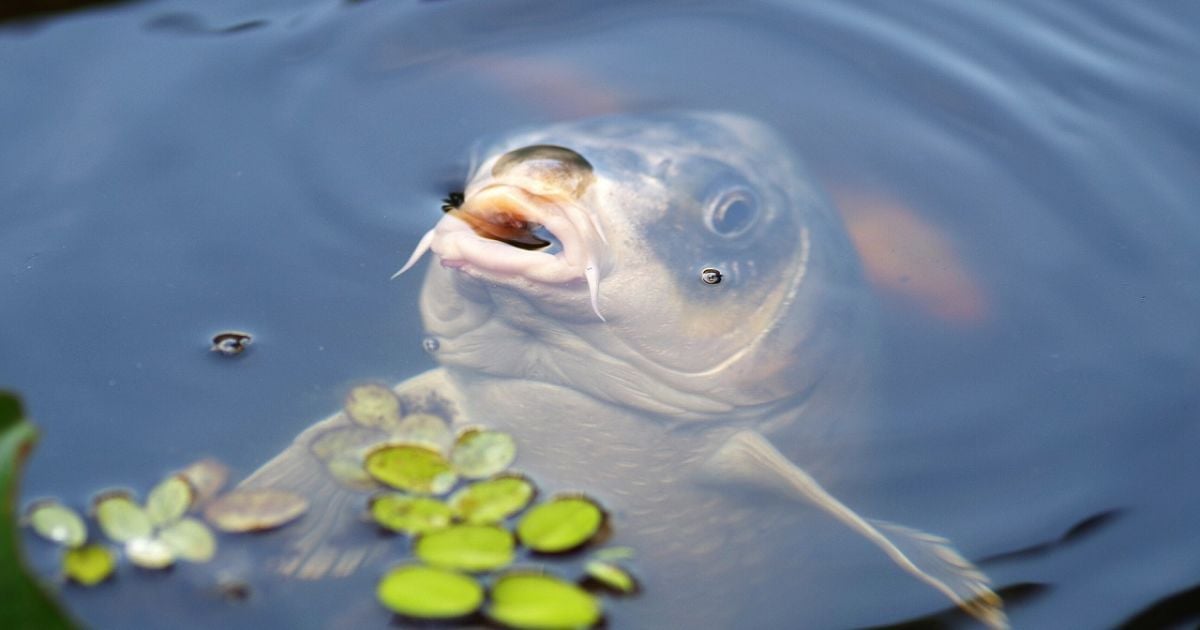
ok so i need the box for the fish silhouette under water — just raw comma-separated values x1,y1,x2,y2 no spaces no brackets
239,112,1005,628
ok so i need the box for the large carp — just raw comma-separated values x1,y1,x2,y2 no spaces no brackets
241,112,1003,628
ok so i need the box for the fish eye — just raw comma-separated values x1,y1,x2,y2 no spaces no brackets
705,187,760,239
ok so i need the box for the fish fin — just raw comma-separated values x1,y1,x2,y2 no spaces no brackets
705,430,1007,629
236,368,464,580
236,410,384,580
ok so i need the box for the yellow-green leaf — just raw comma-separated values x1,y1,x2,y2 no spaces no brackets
414,524,514,573
62,544,116,586
369,494,453,536
203,489,308,533
364,444,457,495
345,384,402,430
376,564,482,619
449,476,535,524
158,517,217,563
93,491,152,543
583,560,638,595
26,500,87,548
487,572,601,629
145,476,193,527
450,429,516,479
516,496,604,554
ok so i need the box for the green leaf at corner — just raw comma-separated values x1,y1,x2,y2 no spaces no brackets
0,391,78,629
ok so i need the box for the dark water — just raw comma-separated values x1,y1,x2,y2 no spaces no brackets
3,1,1199,628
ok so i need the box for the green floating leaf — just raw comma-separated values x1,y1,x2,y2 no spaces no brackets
27,500,87,548
345,384,402,430
365,444,457,495
369,494,453,536
62,544,116,586
450,429,516,479
516,496,604,554
326,456,378,491
203,489,308,533
392,413,454,454
309,426,386,461
125,537,175,570
487,572,601,629
415,524,514,573
158,518,216,563
178,458,229,508
145,476,193,528
93,491,152,544
583,560,638,595
450,475,536,524
2,391,79,627
376,564,483,620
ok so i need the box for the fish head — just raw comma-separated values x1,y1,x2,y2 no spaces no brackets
404,112,868,422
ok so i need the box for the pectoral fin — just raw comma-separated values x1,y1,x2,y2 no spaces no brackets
704,430,1007,630
235,369,465,580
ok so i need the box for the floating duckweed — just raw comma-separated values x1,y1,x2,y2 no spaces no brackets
365,444,457,495
203,489,308,533
94,491,152,543
125,536,175,570
63,544,116,586
376,564,483,619
583,560,638,595
345,384,402,430
369,494,453,536
516,496,604,554
449,475,536,524
145,475,194,527
415,524,515,572
178,458,230,508
27,500,87,548
487,572,601,629
309,426,385,461
393,413,454,454
450,429,516,479
158,517,217,563
326,455,378,491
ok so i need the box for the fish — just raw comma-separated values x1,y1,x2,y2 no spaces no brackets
238,112,1005,628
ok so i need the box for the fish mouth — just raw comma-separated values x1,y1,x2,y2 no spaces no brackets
393,184,610,320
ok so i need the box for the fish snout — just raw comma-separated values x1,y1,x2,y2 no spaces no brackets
489,144,595,200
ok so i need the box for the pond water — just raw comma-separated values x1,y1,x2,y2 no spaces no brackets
3,1,1199,628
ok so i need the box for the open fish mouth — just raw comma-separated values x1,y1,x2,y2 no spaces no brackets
393,183,610,320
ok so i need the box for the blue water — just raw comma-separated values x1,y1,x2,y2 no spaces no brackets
2,1,1199,627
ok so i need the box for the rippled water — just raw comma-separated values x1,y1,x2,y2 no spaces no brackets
2,1,1199,628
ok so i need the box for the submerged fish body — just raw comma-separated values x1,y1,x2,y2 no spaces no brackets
242,113,1004,628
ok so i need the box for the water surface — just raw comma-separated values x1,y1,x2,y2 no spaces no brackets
2,1,1199,627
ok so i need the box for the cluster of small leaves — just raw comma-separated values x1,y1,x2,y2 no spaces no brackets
24,460,229,586
336,385,638,628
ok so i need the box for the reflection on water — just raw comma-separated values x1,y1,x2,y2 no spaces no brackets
2,1,1199,628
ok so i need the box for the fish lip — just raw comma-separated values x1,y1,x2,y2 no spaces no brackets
396,183,610,318
435,185,594,283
